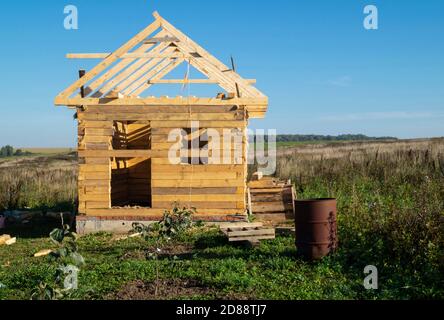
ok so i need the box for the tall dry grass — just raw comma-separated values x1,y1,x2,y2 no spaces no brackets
276,138,444,298
0,154,77,212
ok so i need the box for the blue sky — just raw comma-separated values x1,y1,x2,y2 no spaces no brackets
0,0,443,147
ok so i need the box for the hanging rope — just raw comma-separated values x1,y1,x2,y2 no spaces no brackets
182,59,194,207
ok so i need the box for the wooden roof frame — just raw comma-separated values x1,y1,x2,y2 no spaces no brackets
55,11,268,118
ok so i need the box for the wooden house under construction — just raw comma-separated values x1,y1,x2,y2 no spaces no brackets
55,12,270,226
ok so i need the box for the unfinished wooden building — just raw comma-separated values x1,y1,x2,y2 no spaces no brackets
55,12,268,226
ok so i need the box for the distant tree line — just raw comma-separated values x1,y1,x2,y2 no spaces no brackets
274,134,397,143
0,145,33,158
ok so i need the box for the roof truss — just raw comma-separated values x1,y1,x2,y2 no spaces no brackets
55,11,268,118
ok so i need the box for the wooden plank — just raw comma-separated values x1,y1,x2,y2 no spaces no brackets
151,134,244,143
248,179,284,189
151,172,241,180
152,164,244,173
79,172,109,180
55,96,268,107
151,179,244,188
81,194,111,202
86,201,111,209
85,208,245,216
219,222,263,230
84,143,110,150
78,180,110,187
144,35,179,43
151,120,245,128
84,128,114,136
79,120,113,128
79,164,110,173
82,136,112,143
84,105,243,114
78,150,160,158
152,202,241,209
252,202,294,213
228,229,275,237
85,186,110,193
66,52,187,59
84,158,110,165
251,193,285,202
250,188,287,194
254,213,294,222
152,194,244,202
152,187,239,195
148,79,256,84
80,112,243,121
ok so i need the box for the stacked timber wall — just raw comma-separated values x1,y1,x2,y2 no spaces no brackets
76,105,248,220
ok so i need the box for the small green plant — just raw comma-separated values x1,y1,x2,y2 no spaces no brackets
132,204,196,297
31,214,84,300
48,220,85,267
133,203,196,239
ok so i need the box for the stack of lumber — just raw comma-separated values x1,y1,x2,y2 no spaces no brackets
247,177,296,222
219,222,275,244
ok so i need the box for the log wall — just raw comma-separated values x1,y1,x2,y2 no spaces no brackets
77,105,248,218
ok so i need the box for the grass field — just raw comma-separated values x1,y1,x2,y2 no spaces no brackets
0,139,443,300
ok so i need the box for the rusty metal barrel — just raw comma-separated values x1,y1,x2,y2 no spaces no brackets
294,198,338,260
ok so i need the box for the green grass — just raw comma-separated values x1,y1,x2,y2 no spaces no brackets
0,228,372,300
1,223,441,300
1,139,443,300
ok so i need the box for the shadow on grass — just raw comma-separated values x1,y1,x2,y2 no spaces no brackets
2,212,75,239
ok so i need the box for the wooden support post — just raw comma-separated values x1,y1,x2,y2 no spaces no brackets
79,70,86,98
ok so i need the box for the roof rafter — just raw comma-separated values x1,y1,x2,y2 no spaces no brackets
154,11,265,98
84,29,169,95
125,58,184,96
91,42,174,98
56,18,161,100
54,11,268,118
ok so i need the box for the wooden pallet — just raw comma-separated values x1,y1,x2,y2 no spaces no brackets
219,222,275,244
247,177,296,222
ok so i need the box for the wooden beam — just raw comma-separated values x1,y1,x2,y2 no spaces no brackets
78,150,161,158
78,70,86,98
55,96,268,107
144,36,179,44
148,79,256,84
66,52,188,59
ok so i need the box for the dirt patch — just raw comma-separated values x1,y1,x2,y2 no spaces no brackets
109,279,213,300
109,279,255,300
